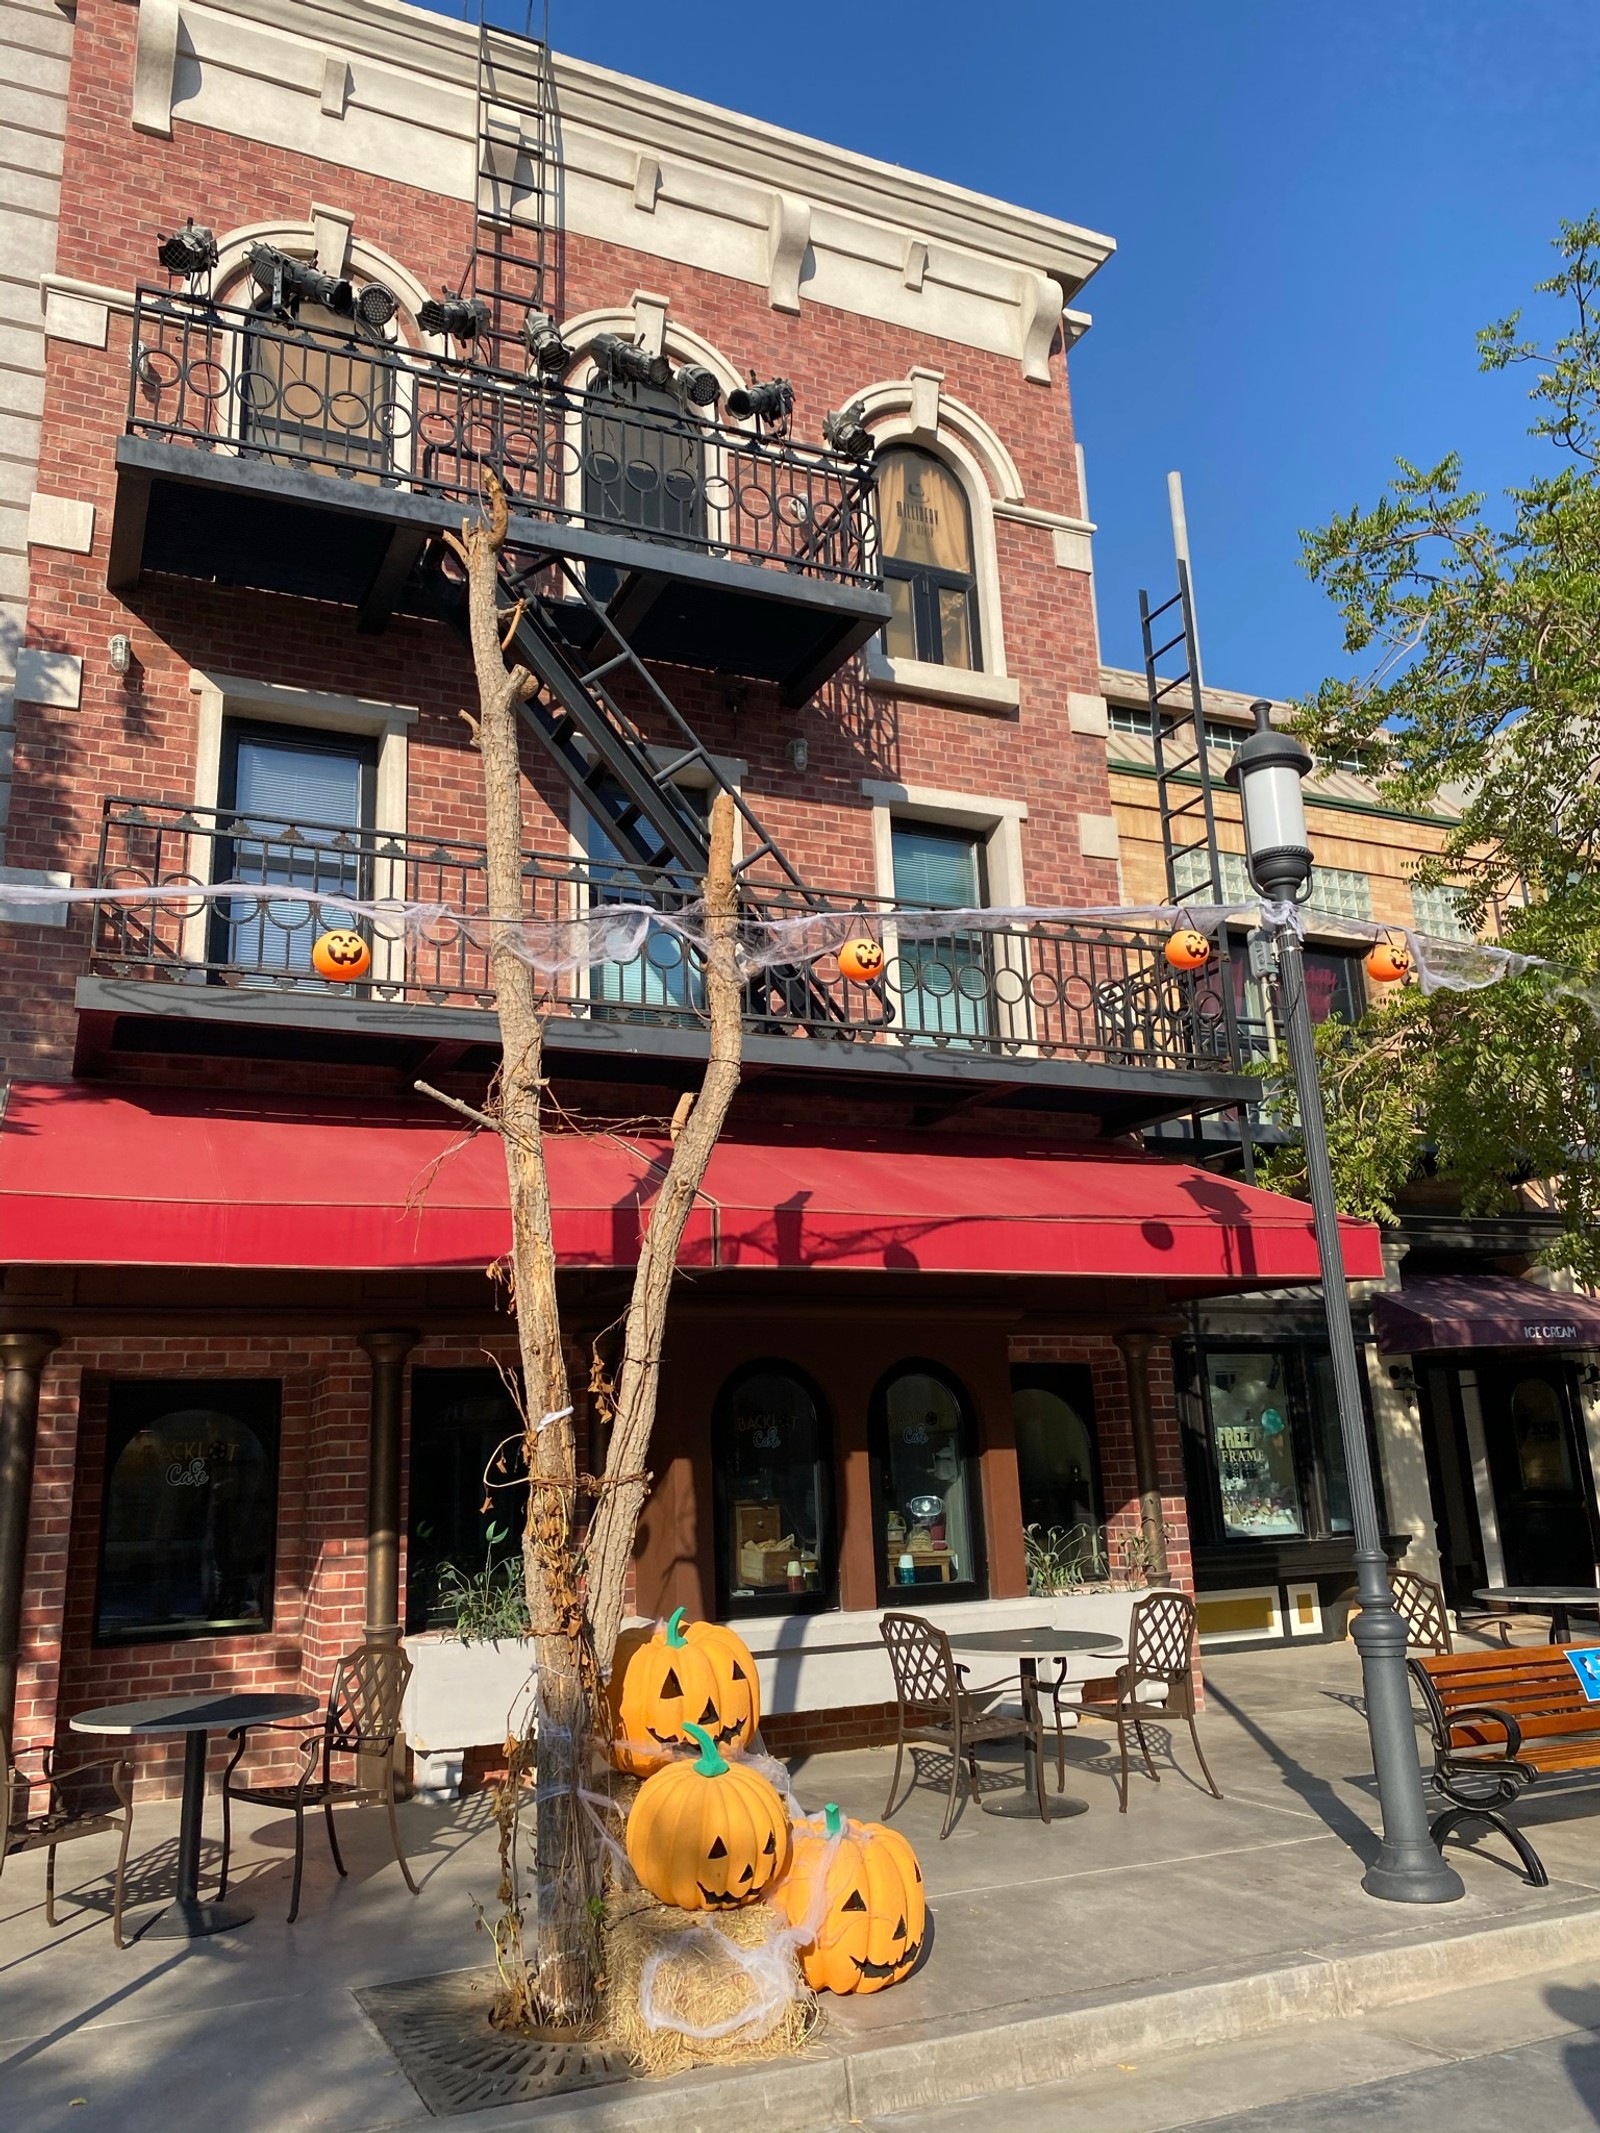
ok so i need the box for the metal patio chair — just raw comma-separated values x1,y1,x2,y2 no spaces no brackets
218,1644,417,1923
880,1611,1051,1837
2,1729,135,1946
1075,1591,1222,1812
1390,1570,1454,1654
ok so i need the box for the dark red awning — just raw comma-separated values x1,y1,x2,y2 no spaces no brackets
0,1080,1382,1285
1373,1275,1600,1354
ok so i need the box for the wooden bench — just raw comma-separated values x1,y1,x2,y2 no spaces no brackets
1410,1645,1600,1886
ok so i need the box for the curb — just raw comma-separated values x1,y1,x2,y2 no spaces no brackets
360,1895,1600,2132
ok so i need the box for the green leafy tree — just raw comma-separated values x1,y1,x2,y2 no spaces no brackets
1269,214,1600,1276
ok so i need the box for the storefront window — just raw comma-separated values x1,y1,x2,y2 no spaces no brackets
406,1369,528,1634
1186,1342,1367,1548
95,1381,280,1644
871,1363,985,1599
712,1362,835,1616
1206,1351,1307,1539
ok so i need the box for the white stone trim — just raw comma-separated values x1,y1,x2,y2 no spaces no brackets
862,651,1020,715
132,0,180,137
861,778,1027,910
847,379,1019,705
26,495,94,555
1077,812,1121,863
136,0,1113,367
0,866,72,929
187,670,416,976
14,648,81,708
41,286,113,348
1067,692,1109,737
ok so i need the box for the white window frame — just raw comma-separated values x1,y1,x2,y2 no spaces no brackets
187,669,417,983
847,378,1022,715
862,778,1029,1048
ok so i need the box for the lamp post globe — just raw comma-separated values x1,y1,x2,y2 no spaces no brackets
1225,701,1464,1905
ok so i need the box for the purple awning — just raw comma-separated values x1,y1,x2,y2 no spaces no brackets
1372,1275,1600,1355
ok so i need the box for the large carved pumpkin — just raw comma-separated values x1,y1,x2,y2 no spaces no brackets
772,1802,925,1994
607,1607,760,1776
625,1721,790,1910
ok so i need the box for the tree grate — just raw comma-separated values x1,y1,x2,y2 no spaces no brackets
355,1969,637,2116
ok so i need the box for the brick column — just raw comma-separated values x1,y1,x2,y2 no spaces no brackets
359,1330,417,1645
1114,1329,1169,1583
0,1331,59,1749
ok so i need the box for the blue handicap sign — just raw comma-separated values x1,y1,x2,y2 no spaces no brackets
1566,1648,1600,1703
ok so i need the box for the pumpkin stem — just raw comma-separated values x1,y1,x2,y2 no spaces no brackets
665,1606,688,1650
823,1802,844,1838
683,1721,728,1776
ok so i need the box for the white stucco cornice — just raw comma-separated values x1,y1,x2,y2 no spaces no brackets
142,0,1114,371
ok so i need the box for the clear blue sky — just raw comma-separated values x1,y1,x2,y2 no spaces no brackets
459,0,1600,701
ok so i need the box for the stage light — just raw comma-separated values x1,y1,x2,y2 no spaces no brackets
418,293,491,343
157,218,218,282
590,332,673,391
355,282,400,331
726,375,794,428
823,401,872,461
247,243,352,316
522,309,572,374
673,362,722,409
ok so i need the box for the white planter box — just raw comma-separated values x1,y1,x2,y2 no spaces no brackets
402,1633,537,1800
696,1590,1149,1716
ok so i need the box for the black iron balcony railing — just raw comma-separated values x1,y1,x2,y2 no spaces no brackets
89,800,1235,1074
125,288,879,586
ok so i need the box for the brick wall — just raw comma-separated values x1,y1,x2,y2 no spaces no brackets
4,0,1114,1082
18,1326,523,1799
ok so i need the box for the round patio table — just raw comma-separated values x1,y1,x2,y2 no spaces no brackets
72,1690,318,1938
1473,1586,1600,1648
946,1626,1123,1818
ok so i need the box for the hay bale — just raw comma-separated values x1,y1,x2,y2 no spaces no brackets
598,1893,820,2077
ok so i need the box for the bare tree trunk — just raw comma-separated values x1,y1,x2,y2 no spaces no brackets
584,791,743,1678
455,481,593,2025
447,474,744,2023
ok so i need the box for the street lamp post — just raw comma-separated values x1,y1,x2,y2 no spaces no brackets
1225,700,1464,1905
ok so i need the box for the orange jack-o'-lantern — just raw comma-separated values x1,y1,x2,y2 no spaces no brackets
1164,928,1212,971
625,1722,790,1910
837,937,885,983
607,1606,760,1776
772,1802,925,1993
1364,932,1413,985
311,928,371,980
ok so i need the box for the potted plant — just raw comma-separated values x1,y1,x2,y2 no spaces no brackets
403,1523,537,1801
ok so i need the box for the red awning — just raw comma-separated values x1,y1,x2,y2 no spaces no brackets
0,1081,1382,1284
1372,1275,1600,1354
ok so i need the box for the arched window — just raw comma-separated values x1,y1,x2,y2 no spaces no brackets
877,447,981,671
712,1361,836,1617
869,1361,986,1601
581,372,705,560
1011,1365,1104,1559
238,285,397,483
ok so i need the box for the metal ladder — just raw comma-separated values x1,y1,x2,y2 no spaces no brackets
470,4,561,371
1139,522,1255,1173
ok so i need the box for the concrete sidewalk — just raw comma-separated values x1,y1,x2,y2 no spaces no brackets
5,1638,1600,2132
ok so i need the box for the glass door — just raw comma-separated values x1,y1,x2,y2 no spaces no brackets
1477,1358,1597,1588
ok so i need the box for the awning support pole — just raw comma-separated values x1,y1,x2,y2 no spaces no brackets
1115,1329,1169,1583
0,1331,59,1755
359,1329,419,1646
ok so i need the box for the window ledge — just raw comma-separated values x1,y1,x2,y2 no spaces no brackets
863,646,1021,715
